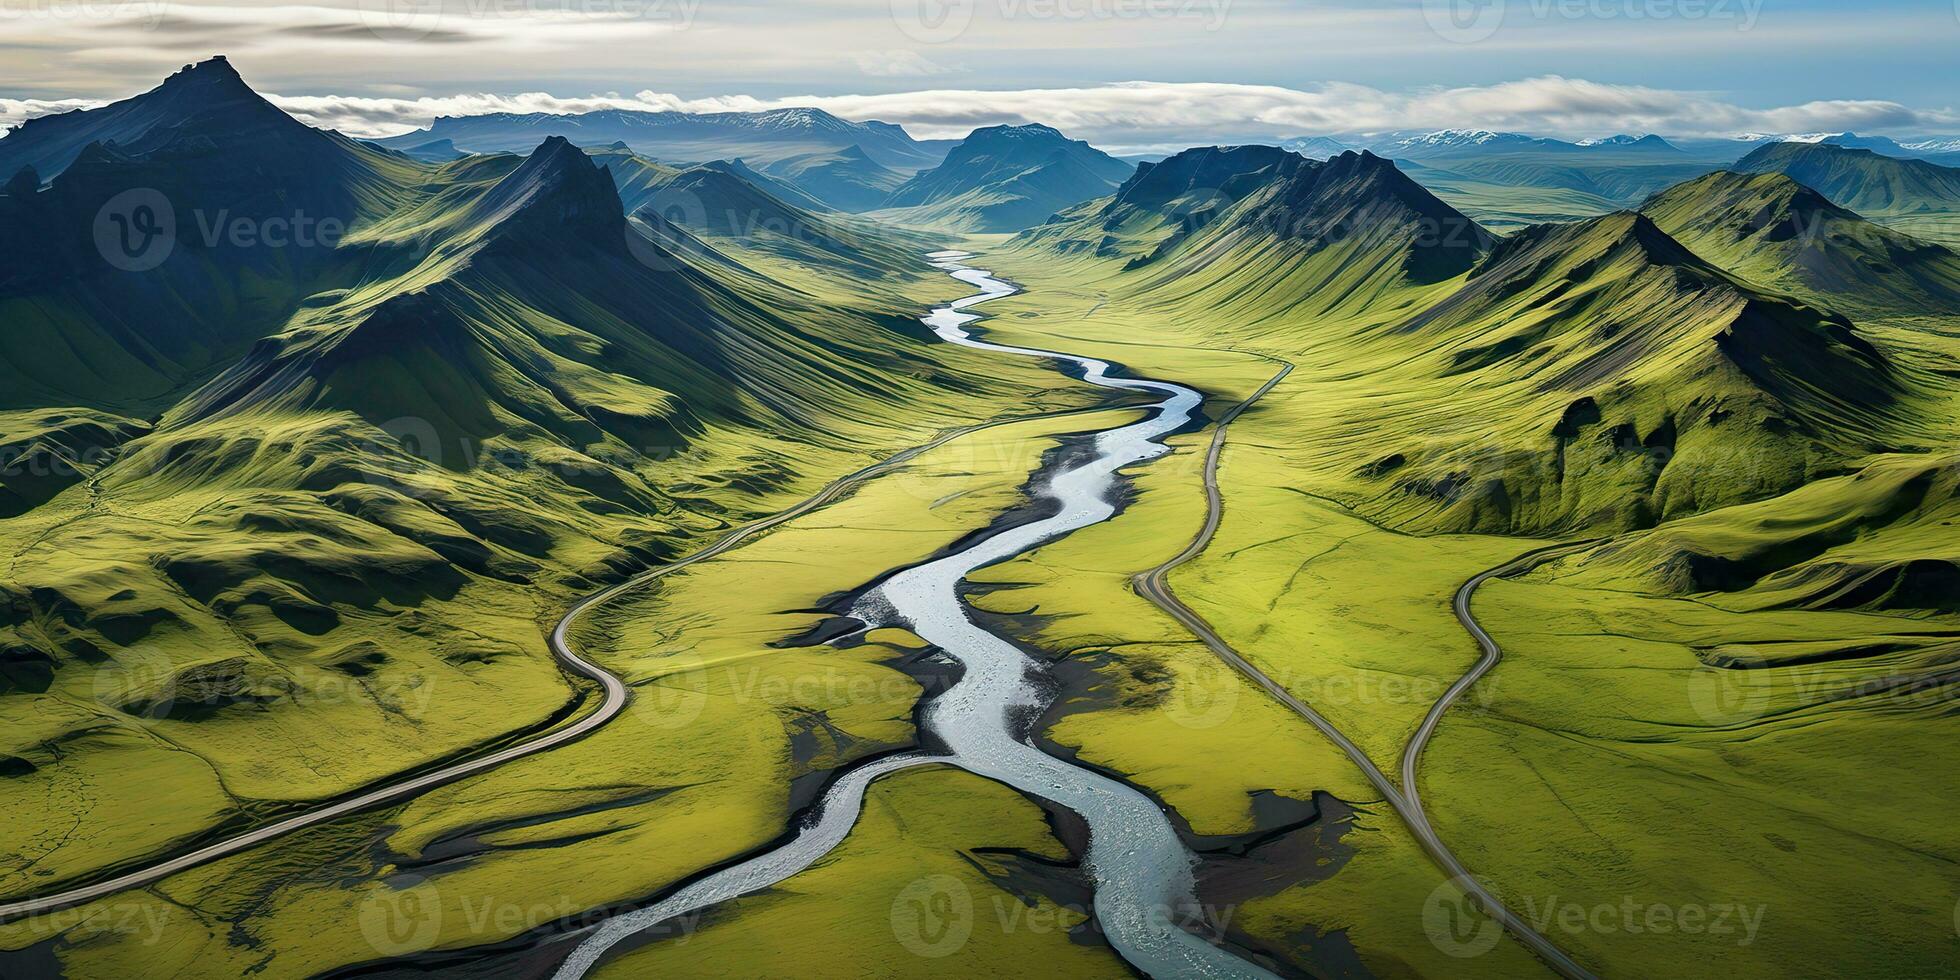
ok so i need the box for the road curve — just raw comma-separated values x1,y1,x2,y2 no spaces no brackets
1129,371,1599,980
1396,540,1600,979
0,403,1113,924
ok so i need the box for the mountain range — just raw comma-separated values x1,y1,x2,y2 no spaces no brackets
4,54,1960,980
375,105,954,171
878,123,1134,232
1734,141,1960,247
0,59,1059,907
1023,141,1953,535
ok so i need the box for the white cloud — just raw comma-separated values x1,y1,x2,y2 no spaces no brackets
851,50,959,78
254,76,1960,144
0,1,687,77
0,97,101,135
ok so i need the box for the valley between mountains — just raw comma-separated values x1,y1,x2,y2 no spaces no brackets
1,58,1957,980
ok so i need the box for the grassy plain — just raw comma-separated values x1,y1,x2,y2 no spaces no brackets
591,765,1129,979
968,230,1960,978
0,399,1142,974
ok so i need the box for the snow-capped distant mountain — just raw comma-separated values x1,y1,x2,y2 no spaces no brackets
978,123,1068,141
1575,134,1680,151
734,108,860,132
1737,132,1923,154
1903,137,1960,154
1389,129,1544,151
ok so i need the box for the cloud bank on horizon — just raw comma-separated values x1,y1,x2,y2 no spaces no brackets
2,0,1958,147
253,76,1960,147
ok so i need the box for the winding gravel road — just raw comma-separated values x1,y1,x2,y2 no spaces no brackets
556,251,1276,980
1129,369,1600,980
0,399,1113,925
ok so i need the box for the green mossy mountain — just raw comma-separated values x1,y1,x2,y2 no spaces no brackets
761,145,907,212
1021,148,1931,537
374,105,949,170
881,123,1134,232
1734,141,1960,245
1735,142,1960,214
1641,170,1960,317
1026,147,1492,319
1378,210,1908,532
0,63,1083,908
0,59,419,416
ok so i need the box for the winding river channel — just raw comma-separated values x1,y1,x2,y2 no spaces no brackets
554,252,1274,980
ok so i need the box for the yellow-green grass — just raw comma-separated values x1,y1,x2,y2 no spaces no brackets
918,283,1558,973
1415,176,1621,234
1424,566,1960,976
1881,212,1960,248
967,234,1960,979
0,408,1131,975
963,411,1548,978
0,213,1108,899
592,765,1129,978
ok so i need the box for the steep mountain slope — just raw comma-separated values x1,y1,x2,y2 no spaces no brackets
1734,142,1960,245
0,57,384,182
696,158,835,213
574,148,932,281
1735,142,1960,211
0,58,421,416
880,124,1133,232
0,66,1087,918
761,145,907,212
1051,149,1494,320
1018,143,1310,261
1021,153,1919,534
1367,212,1911,531
1641,171,1960,317
1375,133,1726,231
175,137,906,455
377,106,947,170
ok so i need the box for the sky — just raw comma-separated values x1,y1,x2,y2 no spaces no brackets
3,0,1959,147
